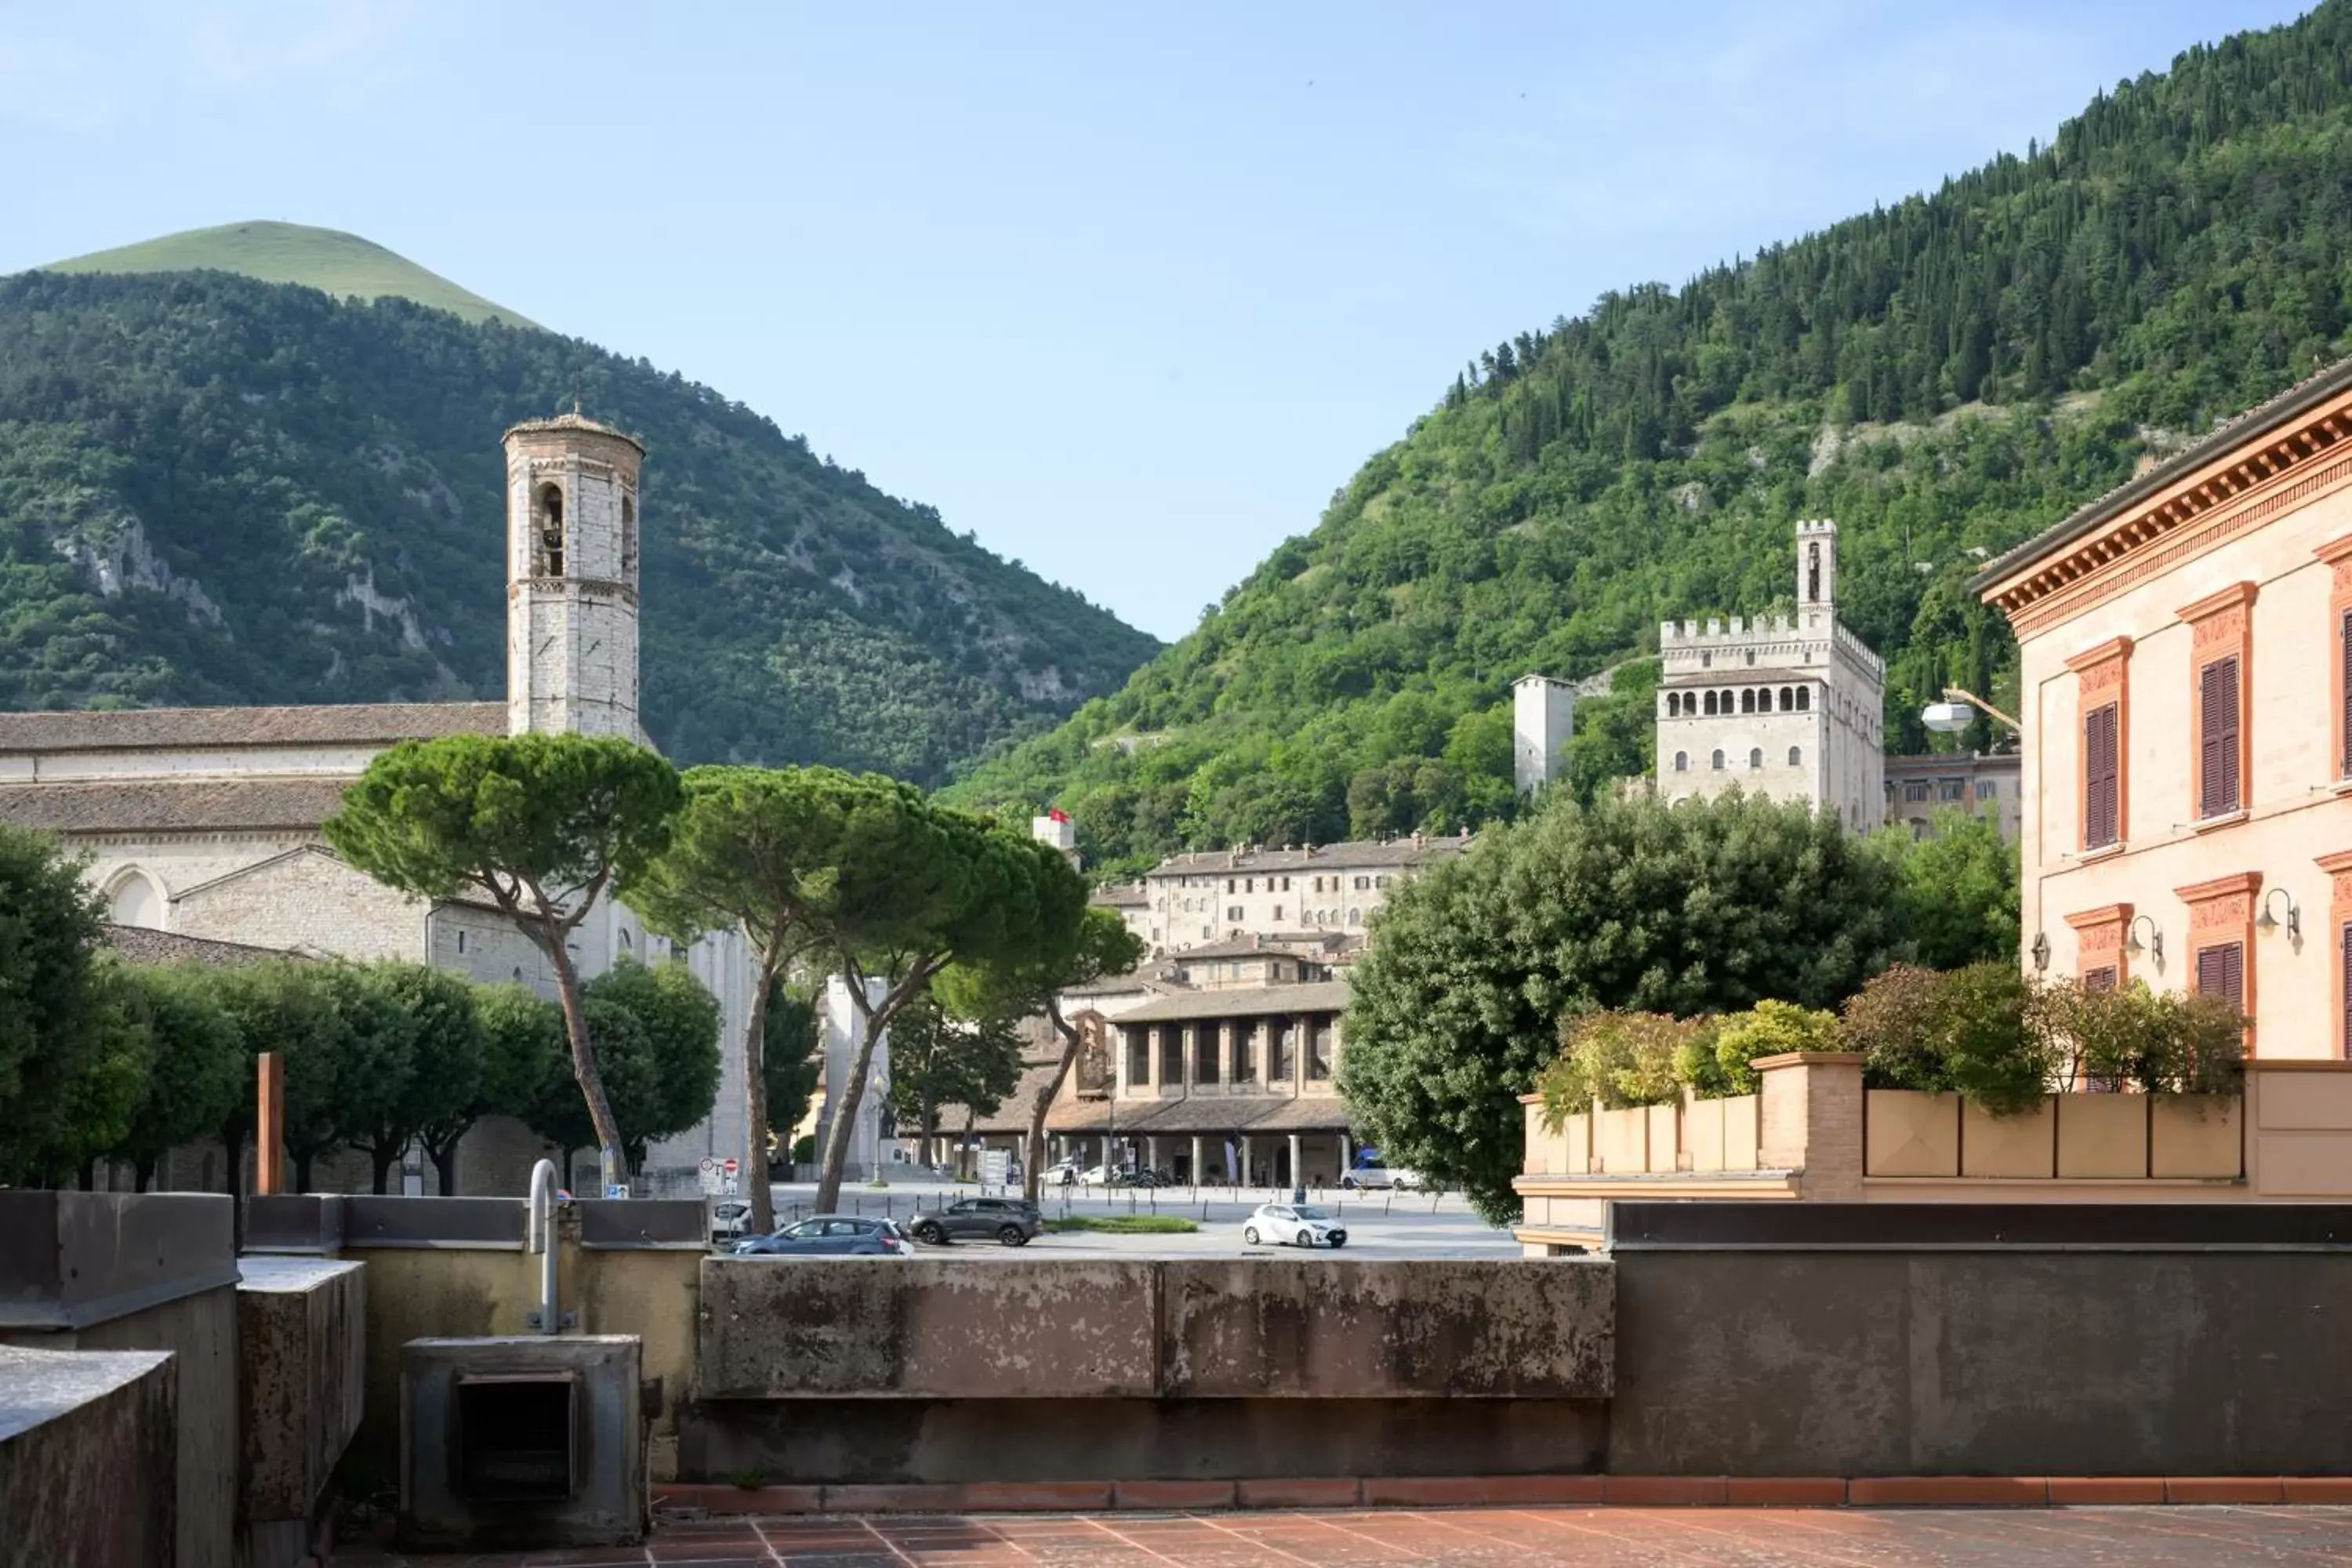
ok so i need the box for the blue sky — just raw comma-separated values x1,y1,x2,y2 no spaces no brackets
0,1,2314,641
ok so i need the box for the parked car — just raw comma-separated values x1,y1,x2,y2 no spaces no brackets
733,1216,912,1257
1047,1159,1082,1186
1243,1203,1348,1249
908,1196,1043,1247
709,1199,753,1243
1340,1162,1426,1192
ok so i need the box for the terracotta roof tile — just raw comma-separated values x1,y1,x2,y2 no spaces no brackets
0,778,354,833
0,702,504,753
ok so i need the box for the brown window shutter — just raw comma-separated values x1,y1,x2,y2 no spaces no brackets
2083,965,2118,993
2196,943,2224,998
2342,610,2352,779
2199,656,2241,816
2083,703,2118,848
2197,941,2245,1009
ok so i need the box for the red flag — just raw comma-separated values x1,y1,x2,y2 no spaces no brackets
1048,808,1070,822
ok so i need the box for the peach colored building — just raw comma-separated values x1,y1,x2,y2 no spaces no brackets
1973,361,2352,1057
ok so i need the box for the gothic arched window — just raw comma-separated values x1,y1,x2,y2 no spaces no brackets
621,489,639,576
1667,692,1680,717
535,483,565,576
1674,751,1689,772
1740,689,1755,714
1711,750,1726,771
108,869,160,929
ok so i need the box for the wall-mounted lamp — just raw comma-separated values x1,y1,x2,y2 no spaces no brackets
2030,931,2051,971
2126,915,2164,965
2256,888,2301,942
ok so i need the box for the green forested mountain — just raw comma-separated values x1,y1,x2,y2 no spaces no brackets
0,269,1158,781
48,221,535,328
949,1,2352,872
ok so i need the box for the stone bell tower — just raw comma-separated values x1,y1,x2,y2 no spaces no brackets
503,412,644,740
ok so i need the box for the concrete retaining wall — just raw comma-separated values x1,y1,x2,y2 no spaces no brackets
695,1258,1614,1402
0,1345,176,1568
238,1256,366,1568
1608,1205,2352,1476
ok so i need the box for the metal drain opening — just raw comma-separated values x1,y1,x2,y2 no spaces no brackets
457,1374,577,1502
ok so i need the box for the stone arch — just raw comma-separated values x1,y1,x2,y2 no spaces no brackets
107,867,162,929
1788,746,1802,767
535,481,566,575
621,488,639,576
1740,689,1755,714
1674,751,1689,772
1711,749,1726,771
1759,688,1773,713
1749,747,1763,769
1795,686,1811,711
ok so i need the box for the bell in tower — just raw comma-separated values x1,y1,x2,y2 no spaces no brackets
502,412,646,741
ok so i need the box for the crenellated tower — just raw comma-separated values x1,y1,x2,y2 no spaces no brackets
503,413,644,740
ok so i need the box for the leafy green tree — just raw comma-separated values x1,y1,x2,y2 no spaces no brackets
1875,808,2020,969
0,823,111,1186
326,732,684,1191
109,962,246,1191
1341,789,1901,1222
209,960,355,1193
940,906,1145,1202
473,983,577,1178
1562,662,1658,806
627,764,863,1229
336,963,481,1195
580,959,723,1167
884,992,1026,1171
760,984,822,1173
53,963,155,1189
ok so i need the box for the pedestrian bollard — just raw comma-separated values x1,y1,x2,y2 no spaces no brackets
1385,1192,1395,1216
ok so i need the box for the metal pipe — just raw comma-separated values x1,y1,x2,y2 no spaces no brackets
527,1158,560,1335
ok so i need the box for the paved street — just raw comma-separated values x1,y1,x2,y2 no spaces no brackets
342,1504,2352,1564
755,1181,1522,1258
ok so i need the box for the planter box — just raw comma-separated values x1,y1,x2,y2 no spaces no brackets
1865,1091,1959,1178
1645,1105,1679,1174
1961,1097,2056,1178
2055,1093,2149,1178
2151,1094,2241,1178
1595,1107,1649,1174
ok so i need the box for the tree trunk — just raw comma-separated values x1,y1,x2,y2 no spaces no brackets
1024,1001,1083,1203
814,965,938,1210
742,960,778,1233
135,1156,158,1193
542,925,626,1193
920,1105,939,1175
292,1149,316,1195
962,1106,978,1182
370,1145,397,1196
428,1138,460,1197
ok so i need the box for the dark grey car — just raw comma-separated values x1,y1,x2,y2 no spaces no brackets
733,1216,910,1256
908,1196,1042,1247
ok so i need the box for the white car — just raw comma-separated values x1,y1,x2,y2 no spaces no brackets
1339,1164,1428,1192
1243,1203,1348,1249
709,1200,753,1243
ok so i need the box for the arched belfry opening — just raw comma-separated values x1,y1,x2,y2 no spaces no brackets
535,483,565,576
620,489,638,577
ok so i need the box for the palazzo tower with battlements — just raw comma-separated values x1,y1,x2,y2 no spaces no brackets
1655,519,1885,831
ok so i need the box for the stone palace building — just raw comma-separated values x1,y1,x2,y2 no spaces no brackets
0,414,757,1195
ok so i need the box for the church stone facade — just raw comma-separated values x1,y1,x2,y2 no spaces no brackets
0,414,754,1196
1655,519,1886,831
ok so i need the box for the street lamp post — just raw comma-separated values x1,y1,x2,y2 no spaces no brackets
1922,686,2021,735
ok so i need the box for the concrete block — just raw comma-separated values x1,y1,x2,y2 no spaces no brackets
1159,1259,1613,1399
696,1258,1156,1399
0,1345,176,1568
238,1257,366,1533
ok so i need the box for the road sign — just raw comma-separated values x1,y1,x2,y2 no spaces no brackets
697,1156,723,1197
980,1149,1010,1184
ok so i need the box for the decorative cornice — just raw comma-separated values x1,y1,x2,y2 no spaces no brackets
2063,636,2133,673
2064,902,2132,932
2177,580,2259,624
2175,871,2263,905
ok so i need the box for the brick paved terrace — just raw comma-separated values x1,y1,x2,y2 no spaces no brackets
331,1504,2352,1566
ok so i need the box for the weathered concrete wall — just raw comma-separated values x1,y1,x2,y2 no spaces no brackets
238,1257,365,1568
0,1345,176,1568
696,1258,1614,1403
1159,1260,1611,1399
341,1204,699,1480
0,1192,238,1568
681,1396,1608,1485
1610,1246,2352,1475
